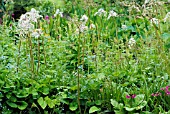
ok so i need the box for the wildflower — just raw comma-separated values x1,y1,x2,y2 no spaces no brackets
151,92,161,97
45,15,49,20
79,24,88,32
31,29,43,38
12,13,15,18
90,23,96,29
18,8,42,36
80,15,88,24
121,25,127,29
18,19,34,31
94,8,107,17
107,10,117,19
128,37,136,48
54,9,63,17
163,12,170,22
150,18,159,25
126,95,131,99
126,94,136,99
144,0,150,4
165,86,170,93
131,94,136,98
25,8,43,22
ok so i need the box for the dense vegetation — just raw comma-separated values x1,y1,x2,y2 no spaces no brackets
0,0,170,113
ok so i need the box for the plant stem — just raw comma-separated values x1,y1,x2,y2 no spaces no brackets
77,30,82,114
17,38,22,73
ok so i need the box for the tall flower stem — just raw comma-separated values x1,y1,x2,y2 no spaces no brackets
28,35,34,77
17,38,22,73
37,37,40,75
77,30,82,114
42,36,47,67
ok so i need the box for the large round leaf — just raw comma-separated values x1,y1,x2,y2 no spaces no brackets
38,97,47,109
89,106,100,113
17,101,28,110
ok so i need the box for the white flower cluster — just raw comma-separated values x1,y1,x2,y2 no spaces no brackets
31,29,43,38
76,14,95,33
54,9,63,17
150,18,159,25
94,8,107,17
79,15,88,32
107,10,118,19
144,0,150,4
18,8,42,36
94,8,118,19
163,12,170,22
122,25,127,29
128,38,136,48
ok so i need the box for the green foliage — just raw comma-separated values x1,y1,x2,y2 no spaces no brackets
0,0,170,113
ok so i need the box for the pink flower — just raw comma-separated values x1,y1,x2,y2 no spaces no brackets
131,94,136,98
12,13,15,18
165,86,170,92
126,95,131,99
151,92,161,97
126,94,136,99
45,15,49,20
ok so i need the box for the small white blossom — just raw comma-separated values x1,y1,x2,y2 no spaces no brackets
90,24,96,29
18,19,34,31
80,15,88,24
107,10,117,19
18,8,42,36
31,29,43,38
144,0,150,4
150,18,159,25
163,12,170,22
25,8,43,22
54,9,63,17
94,8,107,17
79,24,88,32
128,37,136,48
122,25,127,29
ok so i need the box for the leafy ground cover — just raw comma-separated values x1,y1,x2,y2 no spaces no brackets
0,0,170,113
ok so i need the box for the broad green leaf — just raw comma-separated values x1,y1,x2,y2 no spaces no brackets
95,100,102,106
134,94,145,106
16,91,29,98
17,101,28,110
111,99,120,109
38,97,47,109
89,106,100,113
135,101,147,110
44,96,55,108
69,101,78,111
114,110,125,114
6,100,17,108
42,87,49,95
124,107,135,111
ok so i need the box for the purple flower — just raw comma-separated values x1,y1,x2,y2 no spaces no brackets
165,86,170,92
164,86,170,95
131,94,136,98
151,92,161,97
126,95,131,99
126,94,136,99
160,88,165,91
12,13,15,18
45,15,49,20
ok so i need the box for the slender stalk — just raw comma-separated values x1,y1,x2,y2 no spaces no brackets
77,30,82,114
37,36,40,75
42,36,47,67
17,38,22,73
28,35,34,77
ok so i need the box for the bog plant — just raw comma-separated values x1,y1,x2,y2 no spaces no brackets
0,0,170,113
